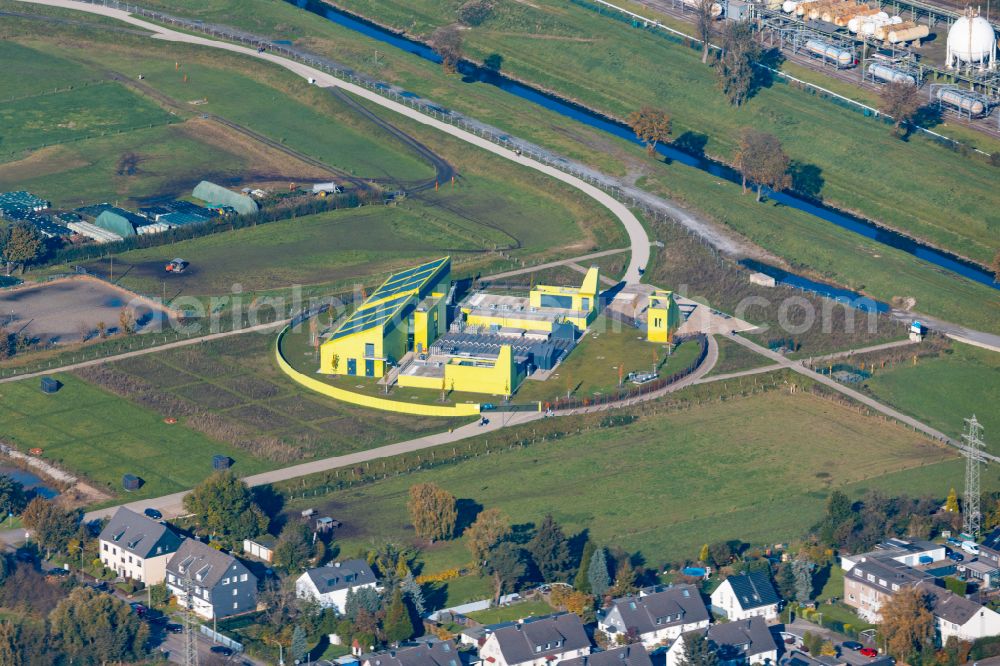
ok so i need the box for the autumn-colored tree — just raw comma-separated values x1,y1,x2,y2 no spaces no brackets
465,508,511,570
880,587,935,663
609,557,638,597
550,586,595,619
715,21,760,107
430,25,464,74
696,0,716,64
0,223,43,275
945,487,960,513
408,482,457,542
21,497,79,557
735,128,791,201
118,306,137,335
879,80,923,136
49,587,149,663
699,543,710,563
627,106,672,156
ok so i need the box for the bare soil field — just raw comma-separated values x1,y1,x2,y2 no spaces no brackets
0,276,172,344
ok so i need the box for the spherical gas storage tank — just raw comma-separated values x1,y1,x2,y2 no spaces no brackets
805,38,854,66
936,88,987,116
947,14,996,65
866,62,916,84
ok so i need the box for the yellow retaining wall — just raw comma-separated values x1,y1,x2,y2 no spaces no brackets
276,327,480,418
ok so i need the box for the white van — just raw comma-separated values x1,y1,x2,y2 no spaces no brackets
961,540,980,555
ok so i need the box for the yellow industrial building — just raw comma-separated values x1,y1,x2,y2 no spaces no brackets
319,260,602,397
646,289,682,343
320,257,450,378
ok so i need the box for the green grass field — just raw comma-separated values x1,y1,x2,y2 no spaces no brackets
0,82,175,157
321,0,997,264
861,342,1000,454
283,390,957,572
708,335,776,376
0,373,271,501
514,318,703,402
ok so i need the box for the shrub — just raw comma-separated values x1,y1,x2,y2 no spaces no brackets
457,0,494,26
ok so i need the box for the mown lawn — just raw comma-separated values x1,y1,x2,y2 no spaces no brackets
707,335,776,376
284,390,957,571
861,342,1000,454
466,599,556,624
0,373,270,501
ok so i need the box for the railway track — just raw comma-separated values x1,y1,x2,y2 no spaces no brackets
630,0,1000,141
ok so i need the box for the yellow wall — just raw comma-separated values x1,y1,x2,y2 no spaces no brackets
443,345,520,396
320,325,400,377
278,328,480,417
396,372,445,391
647,290,682,343
528,266,600,328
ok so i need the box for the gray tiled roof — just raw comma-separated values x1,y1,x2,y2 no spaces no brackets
918,582,987,625
364,640,461,666
848,556,934,594
99,507,181,559
303,559,378,595
705,617,777,659
166,539,252,590
725,571,781,610
489,613,590,665
559,644,652,666
606,585,709,635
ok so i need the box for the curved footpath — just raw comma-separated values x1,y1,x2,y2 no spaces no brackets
16,0,650,285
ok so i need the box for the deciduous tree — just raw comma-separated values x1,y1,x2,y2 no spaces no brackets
465,508,511,570
527,514,572,583
880,587,935,662
735,128,791,201
408,483,457,542
715,21,760,107
21,497,79,557
945,487,960,513
0,223,43,276
430,25,464,74
696,0,716,64
273,522,313,573
879,80,923,136
627,106,672,156
182,471,268,547
0,475,26,518
118,306,136,335
49,586,149,664
485,541,527,603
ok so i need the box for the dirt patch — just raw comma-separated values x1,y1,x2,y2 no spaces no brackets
176,117,334,182
0,276,174,345
0,145,91,183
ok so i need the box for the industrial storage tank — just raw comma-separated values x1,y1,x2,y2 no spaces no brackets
782,0,798,12
886,21,929,43
681,0,724,17
866,62,916,84
935,87,987,115
946,10,997,69
805,38,854,66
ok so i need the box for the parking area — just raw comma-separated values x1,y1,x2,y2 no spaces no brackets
0,276,173,344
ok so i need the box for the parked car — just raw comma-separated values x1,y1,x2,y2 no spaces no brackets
45,567,70,578
129,602,146,617
143,507,163,520
860,647,879,658
948,550,965,562
166,623,184,634
210,646,234,656
842,641,863,651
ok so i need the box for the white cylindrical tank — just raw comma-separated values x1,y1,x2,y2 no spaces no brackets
782,0,798,12
936,88,986,115
805,38,854,66
866,62,916,84
946,13,996,68
887,22,929,43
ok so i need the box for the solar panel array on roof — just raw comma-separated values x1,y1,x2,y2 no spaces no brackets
331,293,413,340
368,257,449,303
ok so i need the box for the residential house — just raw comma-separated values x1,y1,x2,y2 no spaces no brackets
840,539,946,573
665,617,779,666
558,644,652,666
599,585,710,647
919,582,1000,643
165,539,257,620
710,571,780,621
977,528,1000,568
479,613,591,666
295,559,380,612
842,555,935,622
960,560,999,589
362,640,461,666
98,507,181,585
